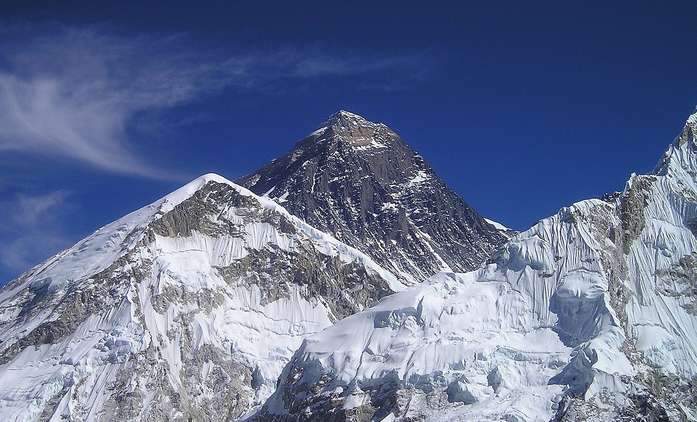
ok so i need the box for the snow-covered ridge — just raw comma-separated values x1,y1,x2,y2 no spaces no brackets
483,217,511,232
1,173,231,296
255,111,697,421
0,172,406,421
6,172,401,295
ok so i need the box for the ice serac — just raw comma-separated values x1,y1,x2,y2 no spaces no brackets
255,112,697,421
239,110,508,283
0,174,404,421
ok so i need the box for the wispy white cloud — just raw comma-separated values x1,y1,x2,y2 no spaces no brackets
0,191,72,277
0,26,433,279
291,54,427,78
0,27,430,179
0,29,242,179
12,190,67,226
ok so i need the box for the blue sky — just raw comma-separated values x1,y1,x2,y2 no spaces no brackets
0,1,696,281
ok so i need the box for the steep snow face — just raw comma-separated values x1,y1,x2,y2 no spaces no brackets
256,113,697,422
623,113,697,379
0,175,403,422
239,110,508,284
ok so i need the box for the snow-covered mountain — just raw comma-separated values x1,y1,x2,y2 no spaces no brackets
254,112,697,421
3,110,697,422
0,175,405,421
239,111,508,283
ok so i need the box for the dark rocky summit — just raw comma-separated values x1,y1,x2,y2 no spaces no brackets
239,110,508,283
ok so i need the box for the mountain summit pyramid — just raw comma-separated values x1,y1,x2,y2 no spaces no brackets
239,110,509,283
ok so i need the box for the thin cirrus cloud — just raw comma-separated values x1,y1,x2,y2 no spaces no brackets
0,27,431,180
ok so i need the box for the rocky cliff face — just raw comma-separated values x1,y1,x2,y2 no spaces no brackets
239,111,508,283
254,112,697,422
0,175,404,421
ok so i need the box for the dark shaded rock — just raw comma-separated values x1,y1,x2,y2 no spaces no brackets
240,110,507,282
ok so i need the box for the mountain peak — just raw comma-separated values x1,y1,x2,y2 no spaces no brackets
183,172,235,192
322,110,384,133
687,107,697,128
654,111,697,181
315,109,396,151
159,172,237,211
240,111,508,283
326,109,371,124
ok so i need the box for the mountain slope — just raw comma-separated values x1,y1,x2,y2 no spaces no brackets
239,111,508,283
255,112,697,421
0,174,404,421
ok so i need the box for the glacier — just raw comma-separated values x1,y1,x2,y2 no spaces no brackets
254,113,697,421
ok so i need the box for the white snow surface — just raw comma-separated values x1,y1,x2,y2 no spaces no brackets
0,173,404,421
483,218,511,232
262,112,697,421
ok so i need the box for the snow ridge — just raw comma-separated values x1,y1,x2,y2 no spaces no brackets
254,111,697,421
0,174,404,421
